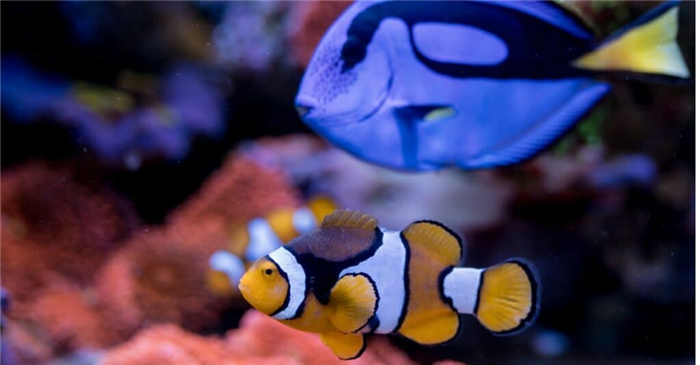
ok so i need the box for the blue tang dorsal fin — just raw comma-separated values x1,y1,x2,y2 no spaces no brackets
482,0,593,41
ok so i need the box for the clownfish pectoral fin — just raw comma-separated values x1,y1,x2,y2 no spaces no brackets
398,311,460,346
475,259,540,336
326,273,378,333
461,81,610,169
573,1,690,78
321,210,378,232
402,221,463,266
320,331,367,360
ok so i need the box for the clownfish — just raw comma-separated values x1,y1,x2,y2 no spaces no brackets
295,1,690,171
239,210,540,359
207,196,336,296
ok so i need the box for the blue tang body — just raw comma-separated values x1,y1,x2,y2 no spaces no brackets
295,1,689,171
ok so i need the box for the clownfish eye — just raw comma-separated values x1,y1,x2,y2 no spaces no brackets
264,268,274,276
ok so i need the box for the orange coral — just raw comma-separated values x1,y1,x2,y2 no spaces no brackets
26,284,113,350
1,161,138,297
102,310,459,365
287,1,353,67
167,153,299,229
0,161,139,359
101,325,236,365
95,222,230,339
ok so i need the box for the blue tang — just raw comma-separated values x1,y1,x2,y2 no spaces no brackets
295,1,690,171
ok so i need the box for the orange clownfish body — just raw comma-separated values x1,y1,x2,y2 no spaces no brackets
240,210,541,359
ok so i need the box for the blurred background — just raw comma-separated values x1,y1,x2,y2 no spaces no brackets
0,1,695,364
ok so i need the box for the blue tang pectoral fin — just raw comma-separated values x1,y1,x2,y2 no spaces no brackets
394,104,456,169
462,80,611,169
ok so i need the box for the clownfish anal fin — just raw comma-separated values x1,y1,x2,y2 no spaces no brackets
320,331,367,360
321,210,378,231
402,221,463,266
398,311,460,345
326,273,378,333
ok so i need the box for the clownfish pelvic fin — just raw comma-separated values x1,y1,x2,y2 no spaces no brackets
320,330,367,360
573,1,690,78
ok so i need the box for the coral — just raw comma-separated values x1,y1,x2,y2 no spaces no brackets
93,153,300,342
1,57,227,167
102,310,450,365
25,284,113,350
1,161,137,304
287,1,353,67
95,221,230,339
3,318,55,365
211,2,294,72
101,323,297,365
168,153,299,229
58,64,227,166
101,325,236,365
224,310,417,365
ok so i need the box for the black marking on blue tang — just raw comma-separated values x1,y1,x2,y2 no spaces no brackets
341,1,594,79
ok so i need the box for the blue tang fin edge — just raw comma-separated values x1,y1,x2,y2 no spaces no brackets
461,81,611,170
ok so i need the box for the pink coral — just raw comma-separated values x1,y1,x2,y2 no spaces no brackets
26,284,114,350
95,222,230,339
287,1,353,67
101,325,238,365
0,161,138,359
167,153,299,229
102,310,460,365
1,161,137,295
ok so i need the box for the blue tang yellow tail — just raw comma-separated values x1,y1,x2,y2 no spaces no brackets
295,1,691,171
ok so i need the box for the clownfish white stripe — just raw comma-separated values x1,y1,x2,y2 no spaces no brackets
442,267,483,315
292,207,318,235
209,251,246,287
245,218,284,262
340,229,407,334
269,248,306,320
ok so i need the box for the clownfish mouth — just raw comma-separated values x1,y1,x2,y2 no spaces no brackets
238,280,255,306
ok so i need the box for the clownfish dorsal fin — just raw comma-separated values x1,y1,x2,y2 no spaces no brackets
326,273,378,334
320,331,367,360
402,221,463,266
320,209,378,232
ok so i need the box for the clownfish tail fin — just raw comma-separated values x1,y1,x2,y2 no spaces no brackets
474,259,540,336
573,1,690,78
